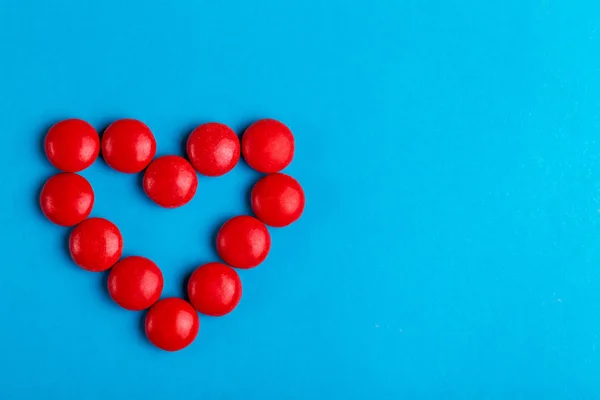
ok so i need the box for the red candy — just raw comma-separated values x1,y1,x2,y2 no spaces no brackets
187,262,242,316
145,298,199,351
38,115,304,350
40,173,94,226
69,218,123,272
143,155,198,208
45,119,100,172
251,173,305,227
242,119,294,173
186,122,240,176
216,216,270,269
101,119,156,173
108,256,163,311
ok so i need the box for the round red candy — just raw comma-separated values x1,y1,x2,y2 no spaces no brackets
69,218,123,272
242,119,294,173
145,298,199,351
45,119,100,172
143,155,198,208
251,173,305,227
187,262,242,316
186,122,240,176
108,256,163,311
101,119,156,173
216,216,270,269
40,173,94,226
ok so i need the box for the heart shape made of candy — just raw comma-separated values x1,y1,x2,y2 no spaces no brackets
40,118,305,352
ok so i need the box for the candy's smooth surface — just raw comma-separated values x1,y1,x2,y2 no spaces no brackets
143,155,198,208
45,119,99,172
251,173,305,227
108,256,163,311
242,119,294,173
145,298,199,351
216,216,270,269
187,262,242,316
69,218,123,272
40,173,94,226
186,122,240,176
101,119,156,173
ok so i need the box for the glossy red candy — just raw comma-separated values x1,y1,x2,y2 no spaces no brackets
69,218,123,272
145,298,199,351
216,216,270,269
187,262,242,316
101,119,156,173
251,173,305,227
186,122,240,176
40,173,94,226
143,155,198,208
242,118,294,173
108,256,163,311
45,119,100,172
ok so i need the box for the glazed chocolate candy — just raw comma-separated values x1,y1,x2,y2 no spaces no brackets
187,122,240,176
242,119,294,173
188,262,242,316
69,218,123,272
251,173,305,227
102,119,156,173
45,119,99,172
40,173,94,226
108,256,163,311
145,298,199,351
143,155,198,208
216,216,270,269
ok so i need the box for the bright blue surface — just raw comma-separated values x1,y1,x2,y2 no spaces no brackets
1,0,600,398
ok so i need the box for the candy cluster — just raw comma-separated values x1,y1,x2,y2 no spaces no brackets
40,118,305,351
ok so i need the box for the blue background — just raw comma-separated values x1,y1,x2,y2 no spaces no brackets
1,0,600,398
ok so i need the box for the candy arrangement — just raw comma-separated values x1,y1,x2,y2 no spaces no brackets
40,118,305,351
